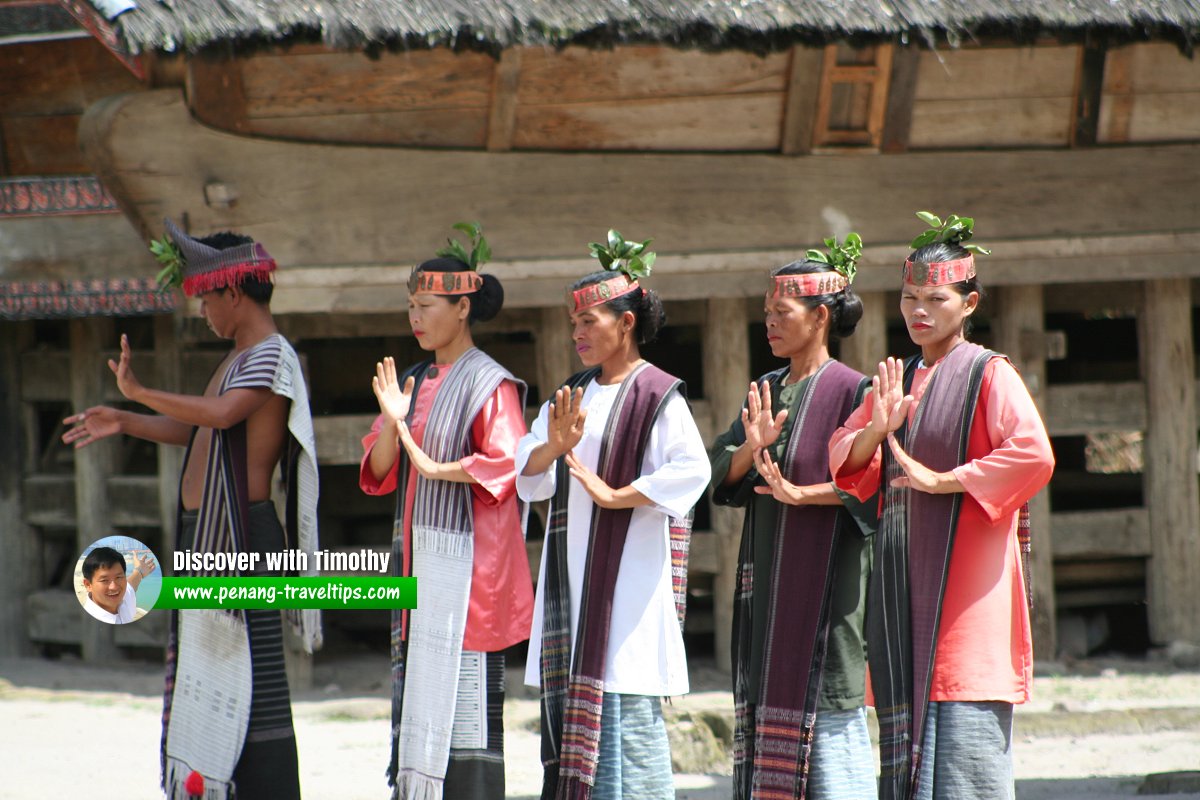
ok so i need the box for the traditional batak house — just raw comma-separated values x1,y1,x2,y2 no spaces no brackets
3,0,1199,676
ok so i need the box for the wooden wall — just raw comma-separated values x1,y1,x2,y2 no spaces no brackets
183,40,1200,154
908,45,1079,148
0,37,142,175
1099,43,1200,144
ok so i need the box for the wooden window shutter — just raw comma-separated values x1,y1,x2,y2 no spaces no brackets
812,43,894,149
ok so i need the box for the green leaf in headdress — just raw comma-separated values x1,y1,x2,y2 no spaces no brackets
910,210,991,254
150,236,184,291
436,220,491,269
588,229,657,281
808,232,863,284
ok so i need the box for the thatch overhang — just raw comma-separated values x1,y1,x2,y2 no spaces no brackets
92,0,1200,56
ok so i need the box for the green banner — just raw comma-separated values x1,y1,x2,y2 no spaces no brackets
156,577,416,610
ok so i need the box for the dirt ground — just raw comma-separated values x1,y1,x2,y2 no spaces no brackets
2,651,1199,800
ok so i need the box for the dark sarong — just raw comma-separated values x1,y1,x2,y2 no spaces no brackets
540,363,684,800
869,342,993,800
177,501,301,800
728,360,869,800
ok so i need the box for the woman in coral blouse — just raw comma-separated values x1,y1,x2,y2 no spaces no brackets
359,225,533,800
829,213,1054,800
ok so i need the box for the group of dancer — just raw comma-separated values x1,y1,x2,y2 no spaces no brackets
63,211,1053,800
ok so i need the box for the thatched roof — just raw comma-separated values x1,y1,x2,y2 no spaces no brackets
96,0,1200,56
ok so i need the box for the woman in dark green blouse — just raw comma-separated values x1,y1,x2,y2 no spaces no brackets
710,248,879,800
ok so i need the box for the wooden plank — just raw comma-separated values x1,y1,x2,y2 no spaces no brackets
780,46,823,155
1055,586,1144,610
839,290,886,374
312,414,375,466
1099,46,1134,143
155,314,183,544
247,109,488,149
1071,36,1106,147
28,588,166,647
239,230,1200,316
22,351,225,401
24,474,161,527
1102,42,1200,94
79,90,1200,280
910,96,1073,148
1055,559,1144,587
913,46,1080,101
1139,279,1200,643
1051,508,1149,559
0,38,142,116
513,93,784,151
810,46,839,147
702,297,750,672
186,55,248,133
1114,92,1200,143
535,306,576,407
881,46,920,153
69,316,119,661
1,114,88,174
0,322,35,654
238,48,495,118
515,45,788,105
994,285,1055,656
487,48,522,152
1044,381,1145,436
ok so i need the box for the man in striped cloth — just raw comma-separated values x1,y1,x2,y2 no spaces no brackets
63,219,321,799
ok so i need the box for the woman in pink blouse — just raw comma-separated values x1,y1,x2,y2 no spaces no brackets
829,217,1054,800
359,244,533,800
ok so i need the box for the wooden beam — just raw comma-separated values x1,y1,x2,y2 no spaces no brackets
703,297,750,672
838,290,886,374
1101,45,1134,143
534,307,575,406
881,46,920,153
79,90,1200,287
1071,35,1106,147
780,46,823,155
1051,508,1149,559
486,48,522,152
186,55,248,133
994,285,1055,657
155,314,184,549
0,322,35,654
1139,279,1200,643
69,316,119,661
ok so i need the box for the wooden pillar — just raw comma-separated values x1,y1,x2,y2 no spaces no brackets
69,317,120,662
0,323,36,654
703,297,751,672
535,307,575,404
1139,279,1200,644
155,314,184,549
838,290,887,375
994,285,1057,659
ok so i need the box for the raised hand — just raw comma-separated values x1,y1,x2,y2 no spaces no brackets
742,380,787,451
547,386,588,458
869,357,913,436
108,333,144,400
372,357,414,427
565,451,620,508
887,433,956,494
752,448,807,505
61,406,122,449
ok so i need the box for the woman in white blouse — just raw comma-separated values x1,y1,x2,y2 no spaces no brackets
517,253,710,800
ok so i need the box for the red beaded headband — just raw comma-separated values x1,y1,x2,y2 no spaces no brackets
408,269,484,296
768,272,849,298
902,255,976,286
571,274,639,313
